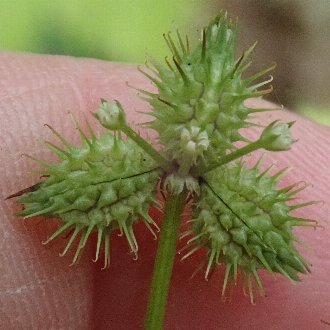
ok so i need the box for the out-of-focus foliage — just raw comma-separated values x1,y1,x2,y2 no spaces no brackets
0,1,200,63
297,106,330,127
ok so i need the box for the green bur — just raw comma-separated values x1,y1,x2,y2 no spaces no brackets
143,15,274,174
18,129,161,268
181,161,314,303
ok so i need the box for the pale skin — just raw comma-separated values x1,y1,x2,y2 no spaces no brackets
0,53,330,329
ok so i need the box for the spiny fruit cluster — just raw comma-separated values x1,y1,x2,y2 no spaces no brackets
17,120,161,268
12,12,317,302
181,161,314,302
143,15,274,176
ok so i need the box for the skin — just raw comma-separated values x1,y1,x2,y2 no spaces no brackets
0,52,330,329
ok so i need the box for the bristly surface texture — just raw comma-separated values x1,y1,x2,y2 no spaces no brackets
181,160,314,303
18,129,161,268
139,13,316,302
13,12,317,302
143,15,273,174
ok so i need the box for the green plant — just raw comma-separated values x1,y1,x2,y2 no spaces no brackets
10,13,318,330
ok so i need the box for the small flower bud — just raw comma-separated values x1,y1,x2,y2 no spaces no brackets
259,121,295,151
164,174,199,195
180,126,209,159
186,141,196,155
93,99,126,130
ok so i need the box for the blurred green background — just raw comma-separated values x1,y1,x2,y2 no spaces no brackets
0,0,329,126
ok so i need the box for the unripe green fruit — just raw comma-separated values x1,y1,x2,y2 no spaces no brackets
18,122,161,268
181,160,315,303
142,15,274,177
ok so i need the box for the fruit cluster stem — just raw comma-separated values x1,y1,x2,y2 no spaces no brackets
121,124,172,172
193,141,261,176
145,191,187,330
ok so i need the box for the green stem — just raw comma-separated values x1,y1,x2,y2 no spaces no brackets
122,124,172,172
145,191,187,330
192,141,262,176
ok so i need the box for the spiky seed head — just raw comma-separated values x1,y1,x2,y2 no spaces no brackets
181,161,314,303
143,14,275,177
17,116,162,267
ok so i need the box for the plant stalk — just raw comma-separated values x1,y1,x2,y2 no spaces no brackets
192,140,261,176
122,124,172,172
145,191,187,330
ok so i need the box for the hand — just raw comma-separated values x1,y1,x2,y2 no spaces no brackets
1,52,329,329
